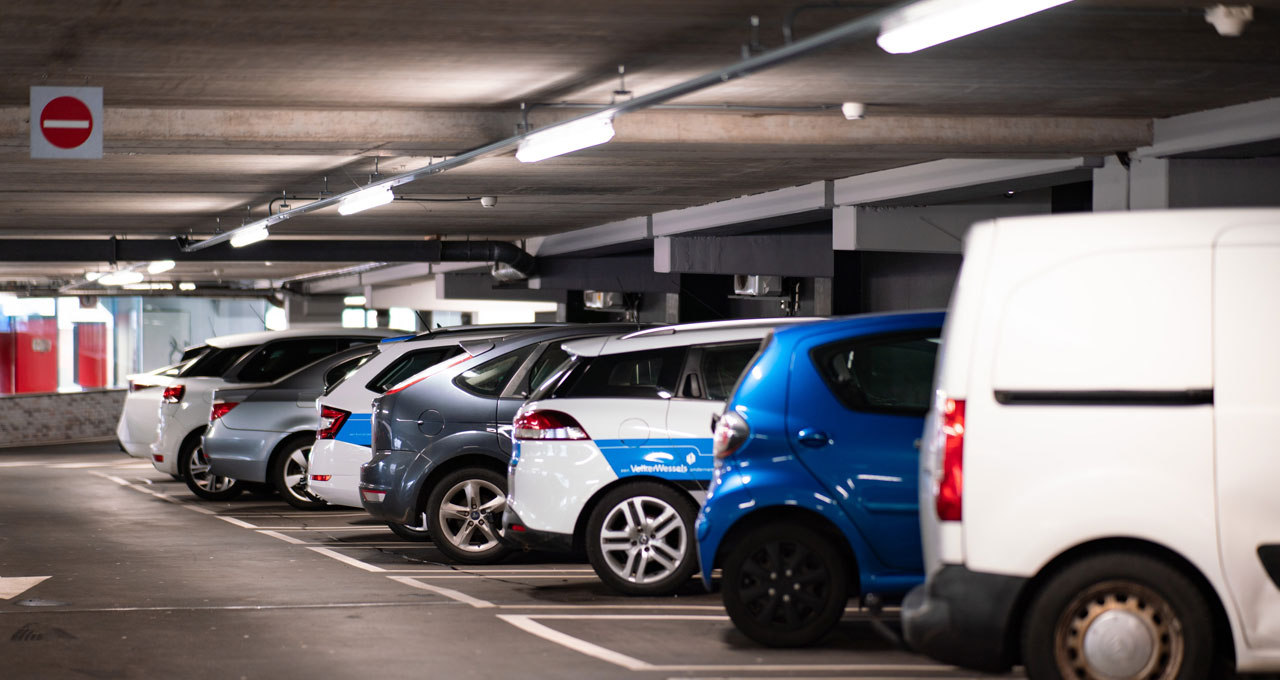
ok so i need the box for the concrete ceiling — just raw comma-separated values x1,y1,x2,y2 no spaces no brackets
1,0,1279,291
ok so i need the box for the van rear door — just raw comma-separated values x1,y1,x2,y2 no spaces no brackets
1213,222,1280,651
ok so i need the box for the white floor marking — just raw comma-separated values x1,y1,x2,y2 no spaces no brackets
0,601,463,615
0,575,52,600
246,526,389,531
306,546,386,572
386,575,495,608
257,530,309,545
390,574,599,580
216,516,259,529
228,512,371,518
498,614,959,674
0,461,39,468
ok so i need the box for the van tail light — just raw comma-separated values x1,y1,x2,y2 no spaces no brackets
935,397,965,522
712,411,750,461
162,385,185,403
210,401,239,421
317,406,351,440
514,410,590,441
384,353,473,395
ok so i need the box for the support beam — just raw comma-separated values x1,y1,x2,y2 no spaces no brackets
529,256,680,294
832,157,1104,206
651,182,829,237
1136,97,1280,159
655,234,833,276
833,195,1052,253
527,217,651,257
438,273,564,302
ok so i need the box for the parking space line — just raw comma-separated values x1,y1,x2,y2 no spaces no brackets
245,526,389,531
217,515,260,529
497,614,958,674
388,574,599,580
387,575,495,608
257,530,310,545
306,546,386,572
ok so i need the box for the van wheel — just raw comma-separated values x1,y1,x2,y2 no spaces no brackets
587,482,699,595
1022,552,1214,680
180,435,242,501
270,435,326,510
721,522,847,647
426,467,511,564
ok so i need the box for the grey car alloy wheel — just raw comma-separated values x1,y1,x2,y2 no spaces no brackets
436,478,504,554
188,443,237,494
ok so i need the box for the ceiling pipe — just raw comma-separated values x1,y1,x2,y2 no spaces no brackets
180,1,905,254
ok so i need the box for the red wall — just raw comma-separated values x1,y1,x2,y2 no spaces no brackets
14,317,58,393
0,318,13,395
75,322,108,388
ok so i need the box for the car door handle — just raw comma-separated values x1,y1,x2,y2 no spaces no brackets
797,428,831,448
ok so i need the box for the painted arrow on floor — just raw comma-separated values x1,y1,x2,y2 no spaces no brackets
0,576,51,599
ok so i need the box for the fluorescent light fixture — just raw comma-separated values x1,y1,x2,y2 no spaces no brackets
179,282,197,291
877,0,1073,54
516,115,616,163
122,282,175,291
338,185,395,216
147,259,176,274
84,271,103,281
230,225,269,248
98,270,145,286
344,295,367,307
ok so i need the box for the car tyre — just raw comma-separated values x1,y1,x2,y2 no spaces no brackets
270,434,326,510
1021,552,1215,680
180,433,243,501
388,512,432,542
721,521,847,647
586,482,699,596
426,467,511,564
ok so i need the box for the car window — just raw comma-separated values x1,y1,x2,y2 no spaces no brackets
517,342,575,397
323,353,375,395
236,339,346,383
528,356,580,401
455,347,534,397
556,347,686,399
697,342,762,401
179,345,253,378
366,346,465,395
811,331,941,415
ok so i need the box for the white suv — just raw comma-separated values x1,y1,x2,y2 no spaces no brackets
903,209,1280,678
150,328,396,494
502,318,816,595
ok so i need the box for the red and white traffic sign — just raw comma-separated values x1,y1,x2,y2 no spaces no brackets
30,86,102,159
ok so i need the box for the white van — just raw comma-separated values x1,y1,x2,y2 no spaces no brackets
903,209,1280,679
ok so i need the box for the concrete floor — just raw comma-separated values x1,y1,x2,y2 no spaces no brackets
0,442,1018,680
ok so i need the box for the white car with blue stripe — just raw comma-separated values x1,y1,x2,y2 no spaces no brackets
307,325,551,528
502,318,817,595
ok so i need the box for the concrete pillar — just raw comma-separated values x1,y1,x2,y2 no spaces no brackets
1129,157,1170,210
1092,155,1130,212
284,293,346,326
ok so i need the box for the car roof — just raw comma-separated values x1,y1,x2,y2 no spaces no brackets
562,317,825,357
475,323,648,356
205,326,398,348
770,310,947,344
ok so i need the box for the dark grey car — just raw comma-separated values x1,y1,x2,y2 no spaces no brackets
201,343,381,506
361,324,642,562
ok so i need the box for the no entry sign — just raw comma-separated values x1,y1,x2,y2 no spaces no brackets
30,86,103,159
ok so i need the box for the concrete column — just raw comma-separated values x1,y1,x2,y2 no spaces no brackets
284,293,345,326
1092,155,1130,212
1129,157,1170,210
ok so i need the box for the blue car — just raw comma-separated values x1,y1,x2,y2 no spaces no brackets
696,311,945,647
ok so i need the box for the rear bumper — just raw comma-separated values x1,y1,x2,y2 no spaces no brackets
901,564,1027,673
360,449,425,524
204,428,280,483
501,507,573,553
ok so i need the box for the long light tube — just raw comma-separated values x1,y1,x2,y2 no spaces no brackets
229,225,269,248
877,0,1073,54
337,185,395,216
147,259,176,274
516,115,615,163
98,270,145,286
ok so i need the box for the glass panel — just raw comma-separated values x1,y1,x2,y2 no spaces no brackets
560,347,686,399
366,346,464,394
698,342,762,401
812,333,941,415
456,348,532,397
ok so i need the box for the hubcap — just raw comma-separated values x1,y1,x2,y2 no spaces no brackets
1054,581,1183,680
599,496,686,585
438,478,504,552
281,445,315,502
736,540,829,628
188,445,235,493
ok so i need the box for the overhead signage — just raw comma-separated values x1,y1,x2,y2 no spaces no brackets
30,86,103,159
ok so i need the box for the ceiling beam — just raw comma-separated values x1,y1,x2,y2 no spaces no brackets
1136,96,1280,159
0,239,513,264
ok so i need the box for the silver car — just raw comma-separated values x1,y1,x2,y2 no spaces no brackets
202,343,381,507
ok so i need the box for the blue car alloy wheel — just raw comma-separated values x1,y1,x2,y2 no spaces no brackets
721,522,848,647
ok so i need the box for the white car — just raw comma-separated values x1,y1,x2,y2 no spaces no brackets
503,318,817,595
150,328,396,495
116,346,209,460
308,324,550,520
902,209,1280,678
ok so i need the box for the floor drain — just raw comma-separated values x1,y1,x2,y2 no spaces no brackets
10,623,76,641
14,598,67,607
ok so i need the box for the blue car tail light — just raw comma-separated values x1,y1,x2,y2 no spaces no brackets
712,411,750,465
